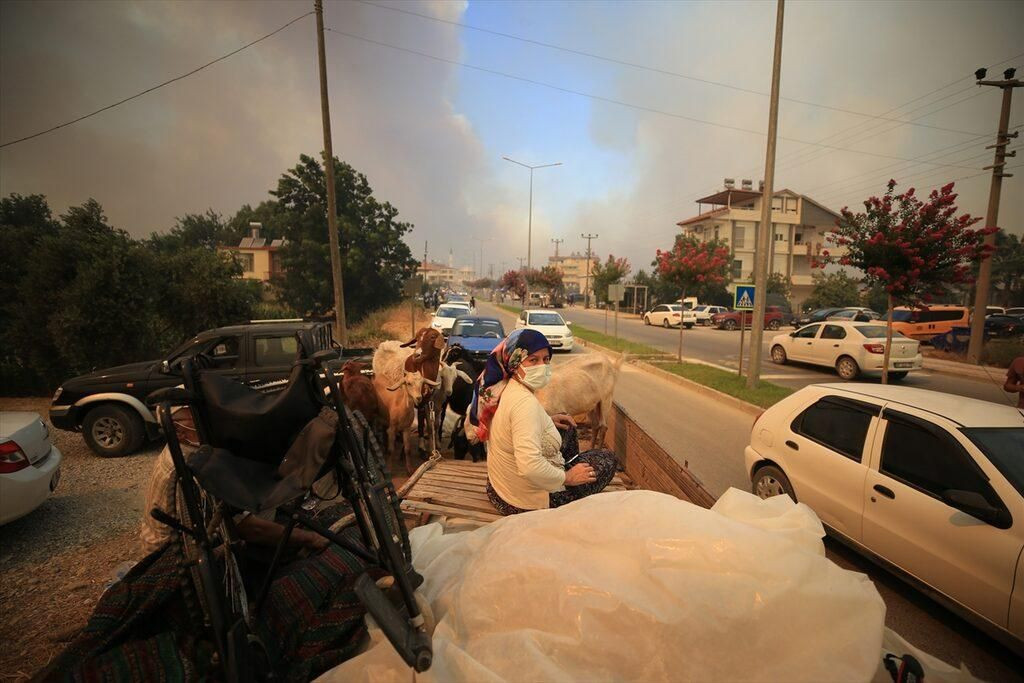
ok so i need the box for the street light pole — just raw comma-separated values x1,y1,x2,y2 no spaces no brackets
581,233,598,308
503,156,562,306
967,68,1020,364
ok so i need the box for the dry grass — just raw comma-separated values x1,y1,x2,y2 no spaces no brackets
348,301,432,347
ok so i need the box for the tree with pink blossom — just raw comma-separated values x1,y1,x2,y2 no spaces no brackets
818,180,993,383
656,235,732,360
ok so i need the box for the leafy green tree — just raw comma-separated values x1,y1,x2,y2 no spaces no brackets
860,281,889,313
268,154,419,321
802,271,862,311
766,272,792,301
499,270,526,301
148,209,240,252
590,255,631,304
527,265,564,294
988,229,1024,307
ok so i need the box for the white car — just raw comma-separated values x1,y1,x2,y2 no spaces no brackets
770,321,923,380
515,309,574,351
643,304,696,329
691,305,728,326
826,308,880,323
1,412,63,524
745,384,1024,652
430,304,472,335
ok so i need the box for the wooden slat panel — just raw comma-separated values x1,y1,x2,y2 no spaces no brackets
405,483,493,504
410,479,487,496
404,492,500,515
400,501,501,522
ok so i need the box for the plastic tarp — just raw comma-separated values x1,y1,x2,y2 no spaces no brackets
320,489,968,682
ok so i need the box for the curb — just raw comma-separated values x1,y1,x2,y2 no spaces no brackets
576,338,764,418
922,358,1008,381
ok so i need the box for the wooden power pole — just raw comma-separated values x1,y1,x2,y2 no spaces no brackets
581,233,598,308
746,0,785,389
967,68,1020,364
314,0,347,344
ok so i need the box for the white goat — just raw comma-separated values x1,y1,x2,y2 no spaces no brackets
536,352,626,449
372,341,424,473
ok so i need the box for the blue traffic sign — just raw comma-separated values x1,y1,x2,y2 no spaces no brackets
734,284,756,310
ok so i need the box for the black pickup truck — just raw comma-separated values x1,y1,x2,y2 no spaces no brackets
49,320,368,457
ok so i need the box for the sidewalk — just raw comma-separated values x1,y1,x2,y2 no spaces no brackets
921,356,1009,381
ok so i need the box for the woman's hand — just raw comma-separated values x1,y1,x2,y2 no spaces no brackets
564,462,597,486
551,413,576,430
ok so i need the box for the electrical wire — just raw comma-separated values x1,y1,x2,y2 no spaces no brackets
352,0,1005,137
325,27,986,171
0,11,314,149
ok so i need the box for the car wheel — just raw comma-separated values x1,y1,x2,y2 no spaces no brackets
836,356,860,380
889,371,909,381
662,318,670,329
684,323,694,329
767,320,781,330
771,345,787,364
724,319,737,331
82,404,145,457
644,316,651,326
752,465,795,502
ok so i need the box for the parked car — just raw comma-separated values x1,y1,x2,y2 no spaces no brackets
792,307,844,328
984,314,1024,339
1,412,63,524
446,316,506,368
643,304,696,329
711,306,785,331
986,306,1006,317
888,306,969,342
691,305,729,326
48,321,344,457
771,321,922,380
745,383,1024,653
1006,307,1024,316
514,309,574,351
826,307,880,323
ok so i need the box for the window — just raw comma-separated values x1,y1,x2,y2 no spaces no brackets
731,259,743,279
207,336,241,369
775,232,787,242
791,397,877,461
771,197,783,211
713,226,720,240
734,226,745,248
254,335,298,367
237,252,255,273
528,313,565,326
855,326,910,339
918,309,967,323
653,305,665,313
881,411,1000,506
963,428,1024,497
794,233,804,245
821,324,847,340
794,324,821,338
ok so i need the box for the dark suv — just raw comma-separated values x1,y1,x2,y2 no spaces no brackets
48,321,358,457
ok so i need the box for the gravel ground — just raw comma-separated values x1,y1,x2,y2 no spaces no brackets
0,397,160,680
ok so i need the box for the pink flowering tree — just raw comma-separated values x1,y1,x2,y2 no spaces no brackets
656,235,731,360
818,180,992,383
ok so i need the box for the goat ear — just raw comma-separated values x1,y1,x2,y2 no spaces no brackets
399,338,417,348
434,334,445,350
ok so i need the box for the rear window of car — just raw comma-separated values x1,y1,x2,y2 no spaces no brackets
856,326,910,339
791,397,878,462
529,313,566,326
436,307,466,318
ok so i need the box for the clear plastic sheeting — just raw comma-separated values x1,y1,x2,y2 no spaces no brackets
322,489,891,682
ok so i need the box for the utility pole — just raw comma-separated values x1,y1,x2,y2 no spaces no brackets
503,157,562,307
551,238,564,258
581,233,598,308
967,67,1020,364
314,0,347,344
472,236,491,281
746,0,785,389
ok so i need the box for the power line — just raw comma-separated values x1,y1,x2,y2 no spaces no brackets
325,27,986,171
353,0,1001,137
0,11,314,149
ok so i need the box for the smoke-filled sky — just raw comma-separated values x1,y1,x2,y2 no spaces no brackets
2,0,1022,276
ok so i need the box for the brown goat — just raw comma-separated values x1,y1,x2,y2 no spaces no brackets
340,361,387,431
401,327,444,390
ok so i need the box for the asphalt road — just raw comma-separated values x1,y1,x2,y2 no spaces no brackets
481,301,1024,681
556,305,1017,405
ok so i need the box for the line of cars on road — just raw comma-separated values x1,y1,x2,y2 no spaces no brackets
745,382,1024,654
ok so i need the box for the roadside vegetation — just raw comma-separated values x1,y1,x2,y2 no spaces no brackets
653,362,794,408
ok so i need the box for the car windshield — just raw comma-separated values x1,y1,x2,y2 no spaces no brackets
962,428,1024,497
529,313,565,326
451,320,505,337
888,310,915,322
436,307,465,318
856,326,910,339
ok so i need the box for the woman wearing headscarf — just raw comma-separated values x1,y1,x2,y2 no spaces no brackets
469,329,618,515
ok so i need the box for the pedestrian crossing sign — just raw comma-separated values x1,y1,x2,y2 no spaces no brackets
734,284,755,310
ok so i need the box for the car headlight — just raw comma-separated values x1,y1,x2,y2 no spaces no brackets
52,386,63,403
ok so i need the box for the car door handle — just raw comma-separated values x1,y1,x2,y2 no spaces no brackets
873,484,895,499
785,440,798,451
832,344,839,347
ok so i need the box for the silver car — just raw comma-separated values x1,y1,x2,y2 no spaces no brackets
0,412,63,524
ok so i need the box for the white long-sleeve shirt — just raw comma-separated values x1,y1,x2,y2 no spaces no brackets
487,379,566,510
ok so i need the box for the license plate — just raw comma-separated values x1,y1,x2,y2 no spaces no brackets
894,362,912,368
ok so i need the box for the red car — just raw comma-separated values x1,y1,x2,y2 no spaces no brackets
711,306,785,331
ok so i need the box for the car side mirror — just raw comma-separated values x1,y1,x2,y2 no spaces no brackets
942,489,1010,528
566,321,572,326
788,332,796,337
160,360,171,374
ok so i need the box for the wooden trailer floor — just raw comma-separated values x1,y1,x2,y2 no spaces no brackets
399,459,634,531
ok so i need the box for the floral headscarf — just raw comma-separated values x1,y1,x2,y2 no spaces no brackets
468,329,552,442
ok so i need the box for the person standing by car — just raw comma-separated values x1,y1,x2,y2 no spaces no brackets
469,329,618,515
1005,354,1024,409
470,295,476,309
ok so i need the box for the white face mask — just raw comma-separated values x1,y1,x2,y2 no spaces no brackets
519,363,552,390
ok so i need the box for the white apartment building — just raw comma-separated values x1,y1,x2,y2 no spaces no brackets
675,182,841,308
417,261,474,288
549,252,600,296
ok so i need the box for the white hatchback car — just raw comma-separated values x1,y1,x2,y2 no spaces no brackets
643,304,696,329
691,305,728,326
770,321,923,380
515,309,574,351
745,384,1024,652
1,412,63,524
431,304,472,335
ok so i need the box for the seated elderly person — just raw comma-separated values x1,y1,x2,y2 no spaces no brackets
469,329,618,515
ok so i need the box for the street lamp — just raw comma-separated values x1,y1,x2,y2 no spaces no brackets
503,156,562,305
